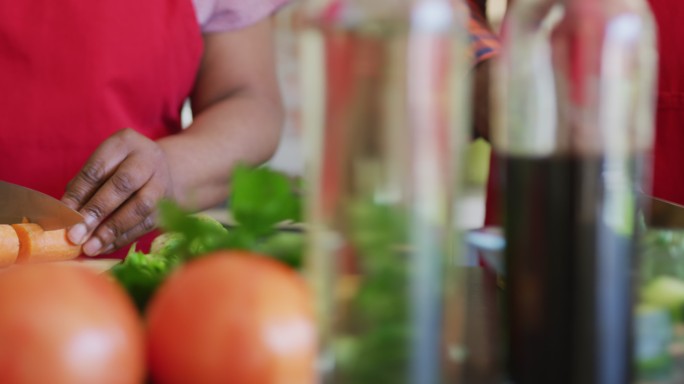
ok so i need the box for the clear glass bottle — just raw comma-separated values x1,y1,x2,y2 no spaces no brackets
298,0,473,382
492,0,658,382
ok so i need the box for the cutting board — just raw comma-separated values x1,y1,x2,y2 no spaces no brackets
57,258,122,273
5,258,121,274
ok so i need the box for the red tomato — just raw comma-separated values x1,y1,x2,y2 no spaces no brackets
0,264,145,384
146,251,317,384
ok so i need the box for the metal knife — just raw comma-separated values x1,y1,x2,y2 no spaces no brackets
643,195,684,229
0,181,84,230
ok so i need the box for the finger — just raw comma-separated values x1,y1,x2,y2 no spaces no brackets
112,215,157,253
82,182,163,256
86,215,157,256
89,215,157,256
61,133,131,211
72,154,156,244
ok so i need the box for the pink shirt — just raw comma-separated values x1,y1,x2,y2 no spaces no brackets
193,0,290,32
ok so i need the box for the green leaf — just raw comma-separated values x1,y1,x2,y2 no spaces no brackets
332,199,414,382
109,245,178,313
150,232,185,258
338,325,411,383
157,200,231,260
253,231,304,269
230,165,301,236
111,165,304,314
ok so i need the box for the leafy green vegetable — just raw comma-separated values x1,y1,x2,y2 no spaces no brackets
253,231,305,269
336,325,411,383
109,165,304,312
155,165,303,261
156,201,234,258
640,229,684,286
330,199,412,383
109,246,180,312
230,165,301,236
150,232,184,258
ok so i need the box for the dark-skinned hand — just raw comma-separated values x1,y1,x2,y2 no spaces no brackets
62,128,173,256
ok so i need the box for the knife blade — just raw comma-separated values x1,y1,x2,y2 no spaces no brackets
0,181,84,230
643,195,684,229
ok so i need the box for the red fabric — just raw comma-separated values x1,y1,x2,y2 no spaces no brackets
485,1,680,225
0,0,203,257
648,0,684,204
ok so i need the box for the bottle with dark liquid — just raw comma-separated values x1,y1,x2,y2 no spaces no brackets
493,0,658,382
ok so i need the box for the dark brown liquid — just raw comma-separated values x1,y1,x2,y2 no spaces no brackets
502,155,638,384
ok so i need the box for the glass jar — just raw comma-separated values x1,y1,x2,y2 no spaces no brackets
492,0,658,382
298,0,474,382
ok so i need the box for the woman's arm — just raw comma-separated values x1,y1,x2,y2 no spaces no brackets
63,18,283,256
162,18,284,209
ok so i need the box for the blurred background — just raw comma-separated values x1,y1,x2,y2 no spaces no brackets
266,0,508,229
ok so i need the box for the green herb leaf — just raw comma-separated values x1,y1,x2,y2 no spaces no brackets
156,166,303,264
334,199,412,382
230,165,301,236
111,165,304,314
253,231,305,269
157,200,230,259
109,245,178,312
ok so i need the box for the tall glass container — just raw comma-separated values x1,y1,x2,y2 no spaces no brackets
299,0,473,382
493,0,658,382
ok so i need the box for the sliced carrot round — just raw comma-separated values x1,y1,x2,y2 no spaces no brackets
11,223,81,264
0,225,19,267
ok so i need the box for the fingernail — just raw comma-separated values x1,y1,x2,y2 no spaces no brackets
83,237,103,257
83,214,97,227
68,224,88,245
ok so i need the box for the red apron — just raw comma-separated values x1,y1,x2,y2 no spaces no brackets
485,0,682,225
0,0,203,256
648,0,684,203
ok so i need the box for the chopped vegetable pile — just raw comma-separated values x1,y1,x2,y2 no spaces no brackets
109,165,304,312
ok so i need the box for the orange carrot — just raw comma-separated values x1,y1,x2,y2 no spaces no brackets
11,223,82,264
0,225,19,267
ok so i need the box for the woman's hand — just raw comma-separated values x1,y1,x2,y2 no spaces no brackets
60,18,283,256
61,128,173,256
